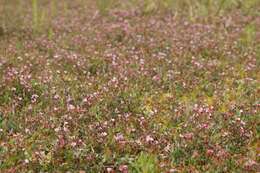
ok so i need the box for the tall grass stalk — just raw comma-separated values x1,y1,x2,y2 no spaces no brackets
32,0,39,32
216,0,227,16
0,0,7,33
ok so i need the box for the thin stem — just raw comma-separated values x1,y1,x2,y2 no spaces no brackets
216,0,226,16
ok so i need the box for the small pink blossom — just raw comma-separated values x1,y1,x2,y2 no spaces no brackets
71,142,77,147
31,94,39,103
67,104,75,111
169,168,178,173
54,94,60,100
152,75,160,82
244,159,258,171
145,135,154,143
114,133,124,141
201,123,209,129
106,167,114,173
180,132,194,140
206,149,214,156
119,164,128,173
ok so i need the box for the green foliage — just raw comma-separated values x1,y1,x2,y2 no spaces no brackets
32,0,55,33
88,58,109,75
0,0,259,172
131,152,159,173
171,147,185,164
96,0,114,15
241,23,257,46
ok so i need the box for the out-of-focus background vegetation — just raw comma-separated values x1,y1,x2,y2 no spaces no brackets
1,0,259,33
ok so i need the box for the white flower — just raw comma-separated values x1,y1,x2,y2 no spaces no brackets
146,135,154,143
67,104,75,110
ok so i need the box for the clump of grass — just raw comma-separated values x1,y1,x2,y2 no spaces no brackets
131,152,159,173
241,23,257,46
96,0,114,15
32,0,54,33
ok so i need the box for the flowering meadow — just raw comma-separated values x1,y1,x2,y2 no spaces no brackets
0,0,259,172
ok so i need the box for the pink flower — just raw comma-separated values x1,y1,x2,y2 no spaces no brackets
244,159,258,171
119,164,128,173
57,136,66,148
216,149,228,159
54,94,60,100
145,135,154,143
114,133,124,142
180,132,194,140
71,142,77,147
152,75,160,82
206,149,214,156
106,167,114,173
169,168,178,173
201,123,209,129
67,104,75,111
31,94,39,103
